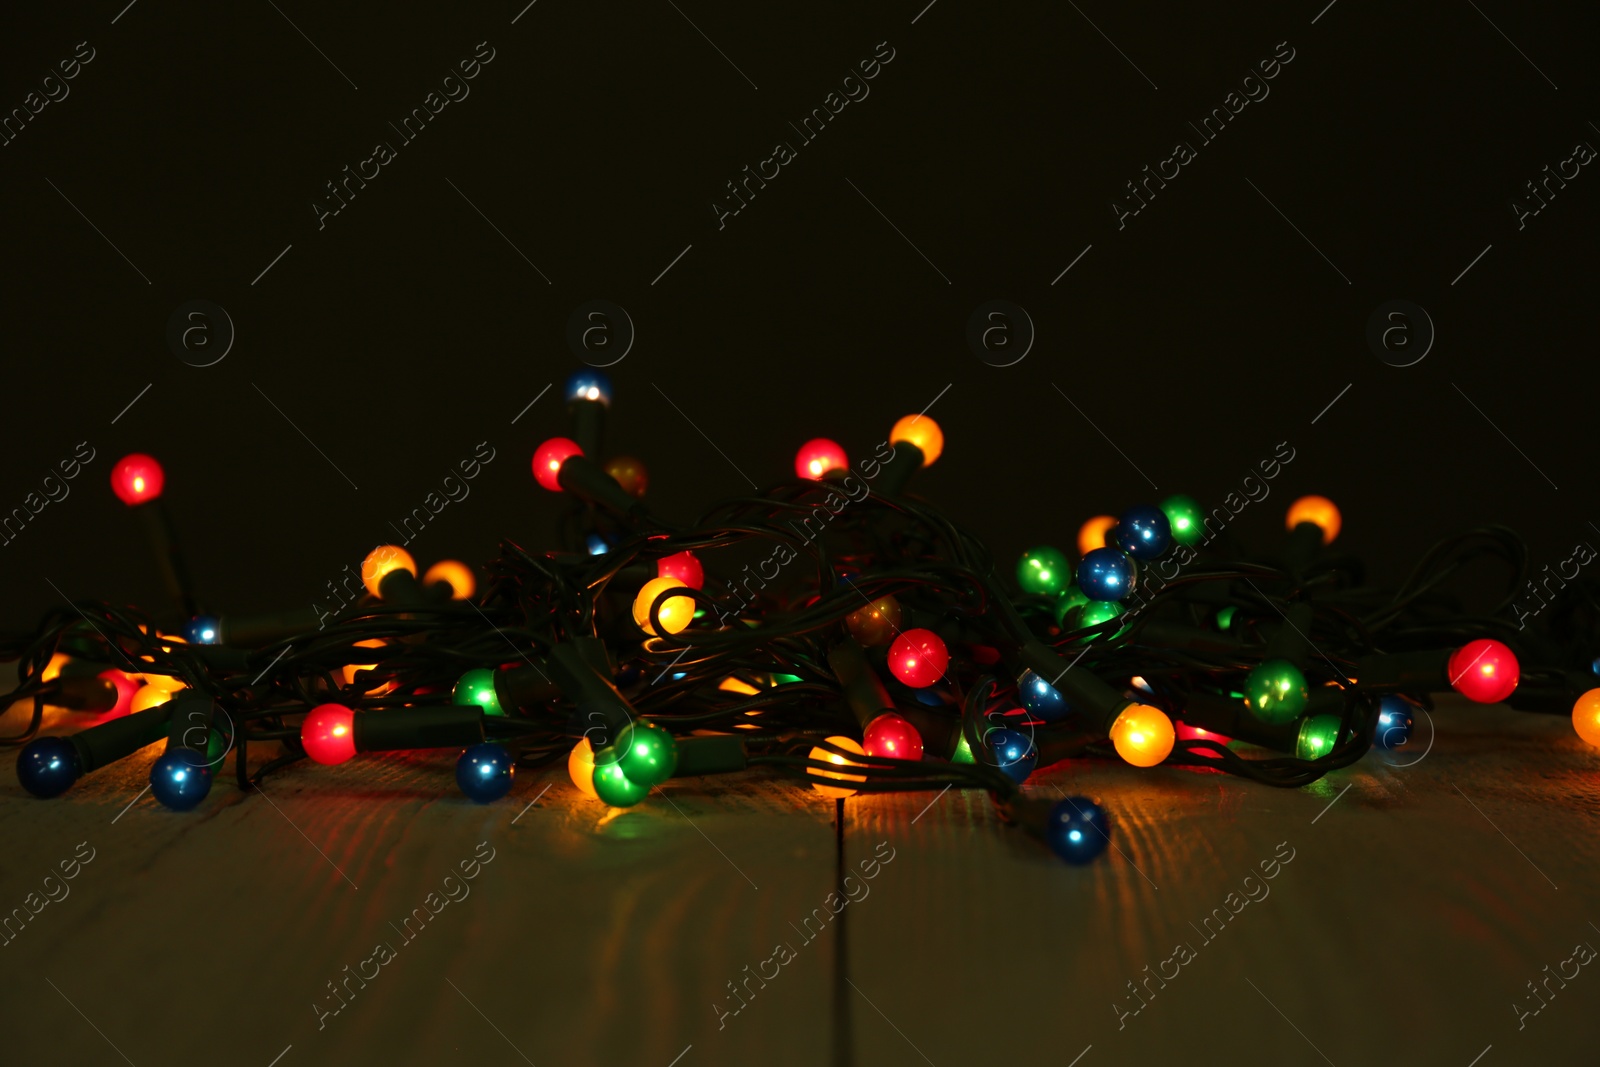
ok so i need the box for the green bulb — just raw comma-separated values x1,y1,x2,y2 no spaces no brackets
770,673,804,685
951,733,975,764
1243,659,1309,724
592,757,651,806
617,722,678,787
1215,605,1236,631
452,668,504,716
204,727,228,769
1080,600,1123,627
1161,494,1204,547
1296,714,1342,759
1017,546,1071,596
1052,585,1090,627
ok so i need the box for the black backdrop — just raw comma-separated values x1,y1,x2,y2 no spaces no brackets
1,1,1594,633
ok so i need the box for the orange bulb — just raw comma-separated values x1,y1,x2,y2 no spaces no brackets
568,736,600,798
888,415,944,467
1286,495,1341,544
604,455,649,498
807,736,868,798
40,652,70,683
1572,690,1600,748
1109,703,1175,768
131,683,179,714
632,577,695,636
361,545,417,597
423,560,476,599
139,672,186,693
1078,515,1117,557
341,638,388,685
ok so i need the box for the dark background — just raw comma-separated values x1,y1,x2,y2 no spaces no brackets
1,0,1595,631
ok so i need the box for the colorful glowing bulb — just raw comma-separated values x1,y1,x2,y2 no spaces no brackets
845,595,902,647
455,743,515,803
183,615,221,645
16,737,83,798
592,755,651,807
863,713,924,761
149,751,213,811
603,455,649,498
1572,689,1600,748
632,577,695,636
1374,695,1414,750
888,414,943,466
532,437,583,492
616,722,679,786
1447,639,1519,704
568,736,599,798
1018,669,1069,722
110,453,164,505
986,727,1038,783
361,545,417,597
1077,515,1117,557
807,736,867,798
1047,796,1110,864
795,438,848,480
1295,714,1342,760
1109,703,1175,767
1052,585,1090,627
300,703,357,765
564,368,613,407
657,551,705,590
1016,546,1071,596
452,668,503,716
1160,495,1204,547
423,560,476,599
1113,504,1172,560
1286,495,1341,544
130,684,178,714
1175,721,1231,751
1076,547,1136,601
98,669,141,718
1243,659,1309,724
888,629,949,688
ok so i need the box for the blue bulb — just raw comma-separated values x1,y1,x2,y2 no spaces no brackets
1047,796,1110,864
184,615,222,645
1591,656,1600,679
911,686,945,707
16,737,82,798
1114,504,1172,560
1077,548,1136,602
585,533,610,556
456,743,515,803
1374,696,1415,750
565,369,613,408
985,728,1038,784
150,750,214,811
1018,669,1070,722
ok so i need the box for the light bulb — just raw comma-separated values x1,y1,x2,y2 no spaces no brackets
888,629,948,688
1295,714,1342,760
98,670,141,718
1077,515,1117,556
807,736,867,798
183,615,221,645
616,722,678,786
592,757,650,807
1076,547,1135,602
455,743,515,803
150,751,213,811
1018,669,1069,722
1047,796,1110,864
361,545,417,597
16,737,83,798
131,684,178,714
301,703,357,765
1374,695,1414,749
632,577,695,635
423,560,476,599
603,455,648,498
452,668,503,716
657,551,705,590
532,437,583,493
1286,495,1341,544
863,713,924,761
110,453,165,505
568,737,599,798
564,369,613,407
1447,639,1518,704
985,727,1038,783
795,438,848,480
845,595,902,647
1243,659,1309,724
1113,504,1172,560
888,414,943,466
1109,703,1175,767
1572,689,1600,748
1160,495,1204,547
1016,546,1071,596
341,638,387,686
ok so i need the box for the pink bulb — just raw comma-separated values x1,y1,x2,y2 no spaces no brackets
794,438,848,481
532,438,583,493
863,713,924,761
888,629,949,688
111,453,165,505
301,703,357,765
657,551,705,590
1448,639,1519,704
98,669,140,719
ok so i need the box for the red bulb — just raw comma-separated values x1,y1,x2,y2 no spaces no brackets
301,703,357,765
863,712,924,761
1175,721,1230,757
532,437,583,493
658,551,705,590
110,453,165,505
794,438,848,481
888,628,949,688
1448,639,1519,704
97,669,140,718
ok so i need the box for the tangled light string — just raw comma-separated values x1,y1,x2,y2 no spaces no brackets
6,369,1600,865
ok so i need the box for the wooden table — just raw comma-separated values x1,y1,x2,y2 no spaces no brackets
3,695,1596,1066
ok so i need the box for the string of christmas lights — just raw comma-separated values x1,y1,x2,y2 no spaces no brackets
5,368,1599,865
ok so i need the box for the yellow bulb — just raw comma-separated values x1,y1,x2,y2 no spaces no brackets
40,652,70,683
568,736,599,798
1109,703,1175,768
139,672,186,693
1573,689,1600,748
423,560,476,599
889,414,944,467
1286,495,1341,545
807,736,867,798
131,683,179,714
632,577,695,636
718,676,761,696
361,545,417,597
341,638,388,685
1078,515,1117,557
